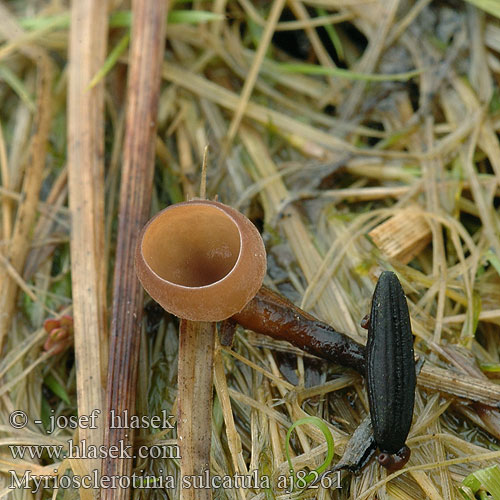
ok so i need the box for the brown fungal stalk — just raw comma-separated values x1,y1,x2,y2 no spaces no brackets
232,285,366,374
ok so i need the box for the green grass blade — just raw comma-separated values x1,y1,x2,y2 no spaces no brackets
20,9,223,33
18,13,70,31
259,448,276,500
461,465,500,499
109,11,133,28
109,10,223,28
278,62,423,82
285,416,335,491
89,32,130,89
480,363,500,373
474,465,500,497
44,373,71,404
0,65,36,111
315,8,344,61
168,10,224,24
41,397,51,430
463,0,500,18
485,249,500,277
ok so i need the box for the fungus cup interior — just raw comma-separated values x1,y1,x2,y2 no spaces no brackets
142,204,241,287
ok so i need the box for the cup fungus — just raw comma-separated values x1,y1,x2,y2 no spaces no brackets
135,199,267,321
135,199,266,499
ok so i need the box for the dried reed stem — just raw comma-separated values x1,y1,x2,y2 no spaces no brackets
67,0,108,480
102,1,167,499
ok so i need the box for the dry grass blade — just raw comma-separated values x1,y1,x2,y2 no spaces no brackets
226,0,286,147
0,4,53,351
0,118,11,240
418,364,500,407
102,1,167,499
67,0,108,481
213,345,249,500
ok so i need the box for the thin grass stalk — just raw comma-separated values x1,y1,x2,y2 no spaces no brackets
213,344,248,500
67,0,108,481
0,119,11,240
225,0,286,147
23,166,69,281
102,1,167,499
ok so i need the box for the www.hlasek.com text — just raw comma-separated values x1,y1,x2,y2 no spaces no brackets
9,439,180,460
